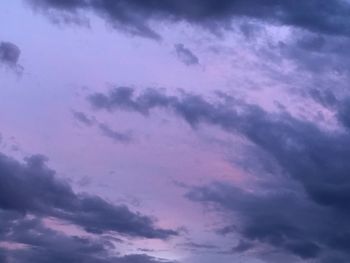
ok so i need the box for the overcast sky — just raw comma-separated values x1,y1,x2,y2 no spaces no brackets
1,1,350,263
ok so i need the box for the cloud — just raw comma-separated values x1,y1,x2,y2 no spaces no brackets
0,152,177,239
98,123,133,144
277,32,350,75
0,210,177,263
2,215,115,263
72,110,95,126
71,110,133,143
88,86,175,115
0,41,23,73
87,86,350,261
25,0,350,39
174,44,199,66
187,183,323,260
177,241,219,251
117,254,177,263
231,240,255,253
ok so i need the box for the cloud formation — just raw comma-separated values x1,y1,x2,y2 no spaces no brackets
26,0,350,39
72,110,133,143
5,1,350,262
174,44,199,66
72,110,95,126
0,41,23,72
0,210,177,263
0,152,177,239
98,123,133,144
87,86,350,262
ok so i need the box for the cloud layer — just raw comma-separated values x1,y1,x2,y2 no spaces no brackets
0,212,176,263
88,86,350,262
3,1,350,262
0,152,177,239
26,0,350,39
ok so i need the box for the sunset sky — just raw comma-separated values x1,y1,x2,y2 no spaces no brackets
1,1,350,263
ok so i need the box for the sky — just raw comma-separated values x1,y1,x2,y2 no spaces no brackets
1,0,350,262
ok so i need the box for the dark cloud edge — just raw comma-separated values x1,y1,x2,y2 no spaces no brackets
0,212,178,263
0,151,178,240
26,0,350,39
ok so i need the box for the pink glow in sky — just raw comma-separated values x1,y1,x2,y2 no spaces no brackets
1,1,350,263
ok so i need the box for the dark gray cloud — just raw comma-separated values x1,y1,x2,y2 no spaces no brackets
87,87,350,212
231,240,255,253
278,32,350,75
304,90,350,132
308,88,338,109
174,44,199,66
87,86,350,262
89,86,175,115
71,110,133,143
336,99,350,130
0,42,20,65
177,241,219,252
187,183,323,260
117,254,176,263
26,0,350,39
3,215,115,263
0,210,177,263
0,152,177,239
0,41,22,72
72,110,95,126
98,123,133,143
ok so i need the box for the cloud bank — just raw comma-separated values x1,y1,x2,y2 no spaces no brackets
87,86,350,262
0,152,177,238
26,0,350,39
